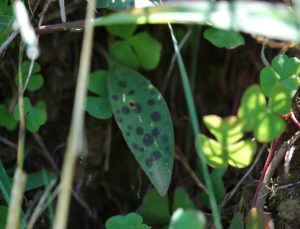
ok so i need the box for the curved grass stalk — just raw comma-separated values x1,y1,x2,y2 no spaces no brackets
167,23,222,229
53,0,96,228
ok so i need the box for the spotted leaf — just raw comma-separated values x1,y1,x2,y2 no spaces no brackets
108,65,174,196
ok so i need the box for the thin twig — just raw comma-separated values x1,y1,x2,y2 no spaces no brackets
255,131,300,209
221,144,267,207
174,147,207,193
53,0,96,228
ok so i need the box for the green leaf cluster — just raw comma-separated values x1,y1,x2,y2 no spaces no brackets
198,115,256,168
0,1,13,44
15,61,44,92
260,54,300,97
107,25,162,70
86,70,112,119
169,208,206,229
238,85,287,142
0,104,18,131
136,187,195,227
204,28,245,49
13,97,47,133
105,212,150,229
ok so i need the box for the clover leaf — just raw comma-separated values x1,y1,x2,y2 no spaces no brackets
172,187,194,212
203,115,244,145
105,212,150,229
198,135,256,168
107,25,162,70
238,84,286,142
260,54,300,97
136,188,170,225
86,70,112,119
13,97,47,133
15,61,44,92
204,28,245,49
0,104,18,131
169,209,206,229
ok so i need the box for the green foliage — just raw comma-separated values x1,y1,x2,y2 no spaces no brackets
86,70,112,119
25,171,56,191
0,161,12,205
136,188,170,225
107,25,162,70
0,104,18,131
204,28,245,49
199,116,256,168
199,167,226,207
105,212,150,229
0,1,13,44
260,55,300,97
169,209,206,229
135,187,194,227
15,61,44,92
229,213,244,229
0,205,8,229
13,97,47,133
108,65,174,195
172,187,194,212
238,85,286,142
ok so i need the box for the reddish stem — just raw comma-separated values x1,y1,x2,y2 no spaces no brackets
251,135,282,207
290,111,300,129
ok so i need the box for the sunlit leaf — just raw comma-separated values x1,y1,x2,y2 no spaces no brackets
254,112,285,142
269,84,291,114
108,65,174,195
203,115,244,145
238,85,267,130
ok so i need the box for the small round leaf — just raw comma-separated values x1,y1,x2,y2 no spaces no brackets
169,209,206,229
269,83,291,114
259,67,280,97
203,28,245,49
85,96,112,119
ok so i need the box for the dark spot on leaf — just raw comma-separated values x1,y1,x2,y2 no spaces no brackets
146,158,153,168
136,127,144,135
132,103,142,113
126,132,130,137
121,106,130,115
116,110,120,114
139,147,144,152
128,90,135,95
119,80,127,88
127,125,133,130
129,102,135,107
151,151,161,160
148,99,155,106
151,111,161,122
143,133,154,146
132,143,139,150
162,135,168,143
117,118,123,123
151,128,160,137
112,95,119,100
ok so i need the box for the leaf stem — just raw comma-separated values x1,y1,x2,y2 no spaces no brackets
167,23,222,229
